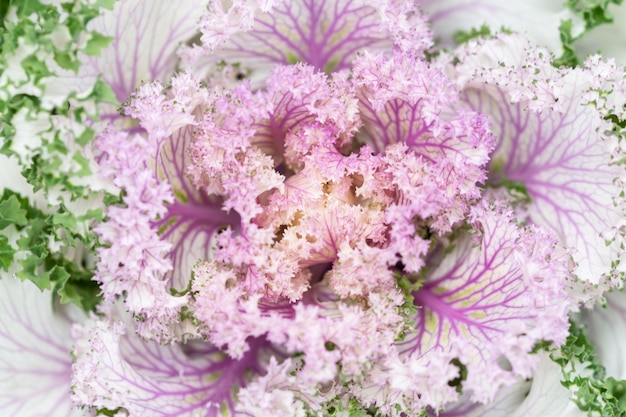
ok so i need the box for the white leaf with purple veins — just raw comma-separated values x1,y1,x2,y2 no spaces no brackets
0,276,86,417
397,202,572,405
451,34,626,292
183,0,432,78
72,312,272,417
46,0,206,110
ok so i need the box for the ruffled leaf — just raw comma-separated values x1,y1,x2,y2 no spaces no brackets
192,261,406,391
183,0,432,77
0,194,28,229
551,318,626,416
349,50,494,269
94,130,184,337
394,202,573,406
72,311,271,417
96,74,252,339
251,63,360,165
452,34,626,294
153,122,240,291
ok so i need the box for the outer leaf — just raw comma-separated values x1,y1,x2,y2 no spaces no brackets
0,2,119,314
17,253,52,291
48,0,206,104
439,354,585,417
90,0,203,101
574,2,626,65
72,312,270,417
13,0,46,18
0,275,85,417
396,202,573,405
586,290,626,381
420,0,572,52
556,0,624,66
183,0,432,77
452,34,626,293
0,184,101,310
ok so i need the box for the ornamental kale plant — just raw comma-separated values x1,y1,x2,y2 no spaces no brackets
1,1,625,417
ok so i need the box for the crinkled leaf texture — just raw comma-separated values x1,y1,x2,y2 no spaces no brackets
95,129,183,339
438,353,584,417
352,50,494,236
72,308,274,417
1,0,208,318
0,275,85,417
95,74,252,340
385,202,573,409
192,260,405,387
182,0,432,79
451,34,626,295
240,63,359,166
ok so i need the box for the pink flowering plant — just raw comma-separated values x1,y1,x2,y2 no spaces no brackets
1,1,626,416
